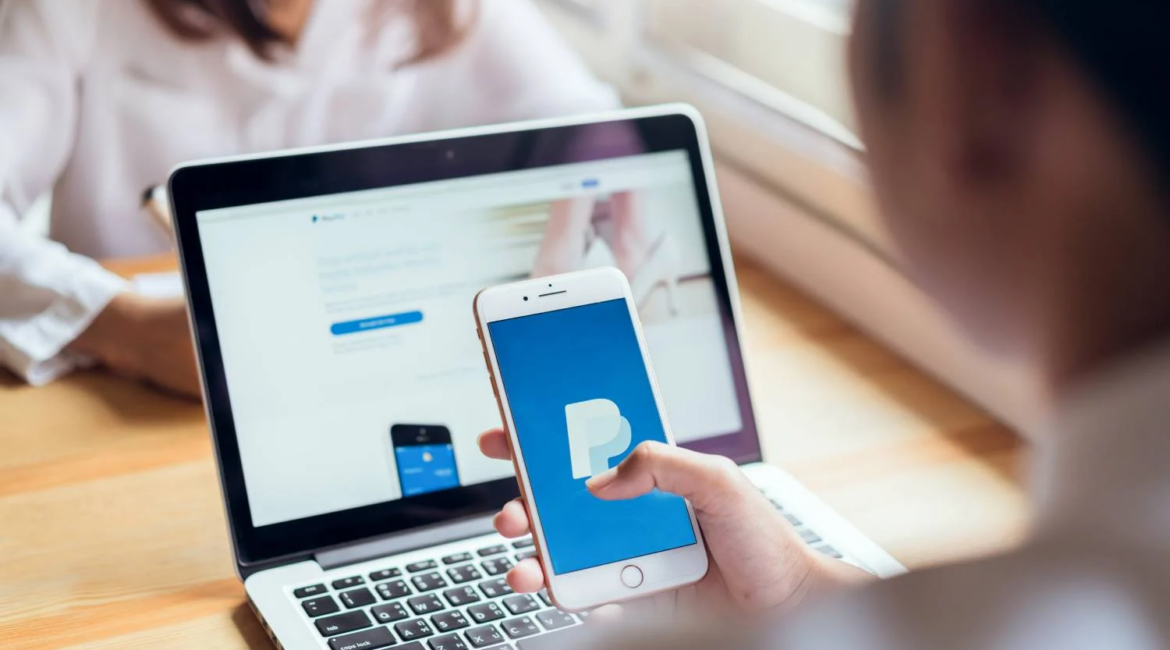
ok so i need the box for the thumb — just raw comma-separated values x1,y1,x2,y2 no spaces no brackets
586,442,747,512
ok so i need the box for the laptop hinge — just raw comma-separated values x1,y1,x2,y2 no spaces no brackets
315,515,497,571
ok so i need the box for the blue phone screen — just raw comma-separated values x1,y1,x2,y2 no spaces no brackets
488,299,697,575
395,443,460,497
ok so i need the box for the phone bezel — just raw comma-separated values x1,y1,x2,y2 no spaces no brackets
474,268,709,611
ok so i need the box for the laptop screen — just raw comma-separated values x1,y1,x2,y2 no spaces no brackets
196,149,744,528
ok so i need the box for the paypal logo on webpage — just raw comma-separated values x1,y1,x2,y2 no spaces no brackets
566,399,632,480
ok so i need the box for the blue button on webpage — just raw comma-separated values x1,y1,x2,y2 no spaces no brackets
330,311,423,336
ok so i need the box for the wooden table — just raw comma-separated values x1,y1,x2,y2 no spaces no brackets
0,255,1030,649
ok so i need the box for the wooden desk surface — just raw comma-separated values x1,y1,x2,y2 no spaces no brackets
0,255,1030,649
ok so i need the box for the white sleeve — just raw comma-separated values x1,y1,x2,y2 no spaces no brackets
439,0,622,124
0,0,127,386
0,207,127,385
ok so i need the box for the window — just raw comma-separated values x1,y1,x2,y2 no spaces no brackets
536,0,891,258
643,0,857,146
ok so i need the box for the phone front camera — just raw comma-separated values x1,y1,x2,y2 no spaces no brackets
523,296,529,302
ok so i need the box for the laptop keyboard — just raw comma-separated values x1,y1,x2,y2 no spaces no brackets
764,494,844,560
291,497,839,649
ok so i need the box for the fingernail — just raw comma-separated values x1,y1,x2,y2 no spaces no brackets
586,468,618,491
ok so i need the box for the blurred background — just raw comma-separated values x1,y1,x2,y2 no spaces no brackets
522,0,1041,437
14,0,1038,435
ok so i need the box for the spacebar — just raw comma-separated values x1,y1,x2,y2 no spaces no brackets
517,625,596,650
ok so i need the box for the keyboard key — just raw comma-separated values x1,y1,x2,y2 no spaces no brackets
293,583,327,599
535,610,575,631
512,538,534,549
798,529,822,545
501,616,540,640
412,572,448,592
408,593,446,615
465,623,506,648
478,578,512,599
816,545,844,559
340,588,376,609
332,576,366,590
315,610,372,637
302,595,340,618
502,594,539,616
429,632,468,650
783,513,802,527
443,586,482,607
431,609,470,632
371,602,410,624
407,559,439,573
447,565,482,584
377,579,412,600
467,601,506,624
399,644,427,650
395,618,435,641
514,550,536,562
536,590,552,607
370,568,402,582
442,552,473,565
477,544,507,557
328,626,396,650
482,558,513,576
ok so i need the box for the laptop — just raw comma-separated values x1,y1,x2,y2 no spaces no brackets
169,105,904,650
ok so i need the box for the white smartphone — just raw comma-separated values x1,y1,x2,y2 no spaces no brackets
473,267,708,612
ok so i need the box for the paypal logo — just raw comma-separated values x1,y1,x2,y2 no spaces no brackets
565,399,632,480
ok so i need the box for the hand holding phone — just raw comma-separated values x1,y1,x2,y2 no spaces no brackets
477,428,861,616
474,268,708,611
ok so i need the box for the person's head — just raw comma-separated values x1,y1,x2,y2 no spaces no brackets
849,0,1170,391
144,0,474,65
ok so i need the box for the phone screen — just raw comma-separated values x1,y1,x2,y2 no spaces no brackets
391,425,461,497
488,299,697,575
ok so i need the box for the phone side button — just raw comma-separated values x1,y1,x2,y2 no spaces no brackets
619,565,643,589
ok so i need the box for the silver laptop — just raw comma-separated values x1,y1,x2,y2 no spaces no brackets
169,105,903,650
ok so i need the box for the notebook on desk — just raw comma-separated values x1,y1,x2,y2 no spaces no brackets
168,105,904,650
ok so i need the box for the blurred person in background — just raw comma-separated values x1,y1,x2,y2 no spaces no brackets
0,0,616,398
478,0,1170,647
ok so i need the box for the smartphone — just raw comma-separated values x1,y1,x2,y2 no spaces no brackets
391,425,461,498
473,267,708,611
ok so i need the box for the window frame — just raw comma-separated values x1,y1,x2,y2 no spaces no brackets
534,0,894,262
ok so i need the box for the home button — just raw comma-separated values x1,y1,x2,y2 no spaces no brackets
620,565,643,589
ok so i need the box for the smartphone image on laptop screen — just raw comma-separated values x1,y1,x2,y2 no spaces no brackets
391,424,460,497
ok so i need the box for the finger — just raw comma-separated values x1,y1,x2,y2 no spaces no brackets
477,428,512,461
492,498,531,538
609,190,638,224
505,558,545,593
586,442,747,512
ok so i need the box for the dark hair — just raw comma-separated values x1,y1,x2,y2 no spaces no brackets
1030,1,1170,188
873,0,1170,186
143,0,475,66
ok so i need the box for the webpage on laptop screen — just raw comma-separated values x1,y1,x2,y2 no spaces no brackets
195,151,744,527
